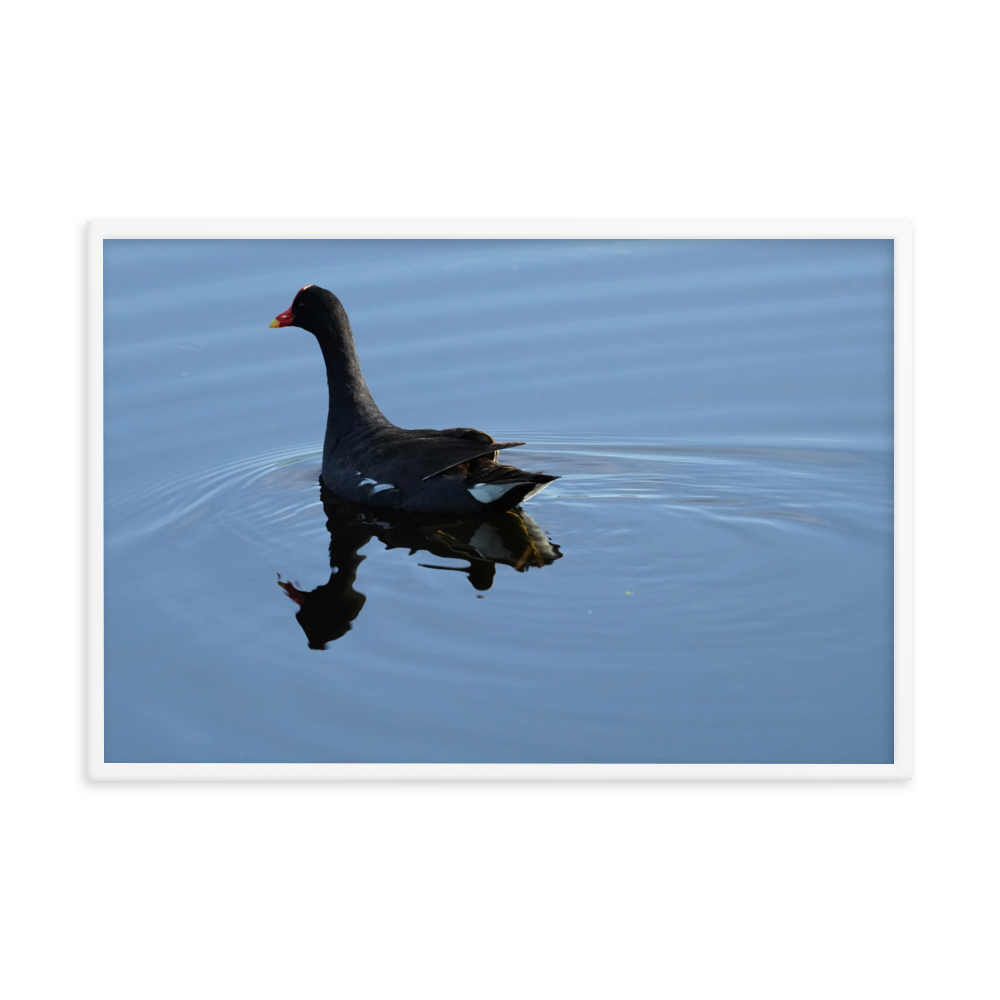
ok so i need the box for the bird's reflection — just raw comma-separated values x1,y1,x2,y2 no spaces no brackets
278,488,562,649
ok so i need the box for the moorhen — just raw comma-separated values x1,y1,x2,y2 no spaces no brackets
270,285,558,514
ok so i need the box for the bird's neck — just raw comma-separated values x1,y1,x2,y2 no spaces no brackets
313,315,389,450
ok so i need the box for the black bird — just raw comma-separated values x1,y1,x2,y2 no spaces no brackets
270,285,558,513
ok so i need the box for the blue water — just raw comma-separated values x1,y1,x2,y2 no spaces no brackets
103,238,894,763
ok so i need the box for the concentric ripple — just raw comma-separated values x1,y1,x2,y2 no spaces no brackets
106,443,325,553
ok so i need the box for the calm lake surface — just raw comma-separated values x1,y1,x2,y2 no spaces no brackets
103,238,894,763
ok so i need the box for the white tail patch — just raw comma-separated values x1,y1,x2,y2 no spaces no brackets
359,477,395,494
469,482,525,503
522,481,552,500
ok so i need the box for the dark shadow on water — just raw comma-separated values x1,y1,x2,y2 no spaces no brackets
278,488,563,649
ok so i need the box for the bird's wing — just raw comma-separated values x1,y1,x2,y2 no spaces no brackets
368,429,525,481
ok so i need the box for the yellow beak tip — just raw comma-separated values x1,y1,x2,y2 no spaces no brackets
268,319,281,328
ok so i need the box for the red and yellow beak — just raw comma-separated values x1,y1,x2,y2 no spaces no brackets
270,306,294,328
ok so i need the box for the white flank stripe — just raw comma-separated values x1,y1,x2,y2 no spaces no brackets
359,478,378,487
370,483,395,493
